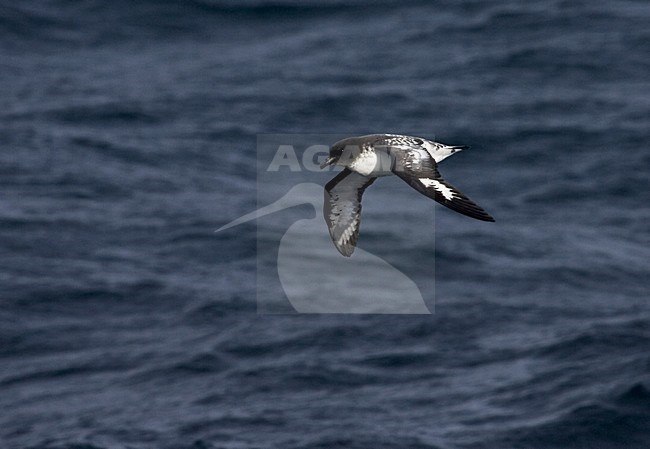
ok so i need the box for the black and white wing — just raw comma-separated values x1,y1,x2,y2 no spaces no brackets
391,146,495,222
324,168,377,256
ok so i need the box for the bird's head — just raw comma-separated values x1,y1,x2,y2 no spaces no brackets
320,138,362,169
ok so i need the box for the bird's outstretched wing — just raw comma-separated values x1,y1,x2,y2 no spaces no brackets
391,147,495,222
324,168,377,256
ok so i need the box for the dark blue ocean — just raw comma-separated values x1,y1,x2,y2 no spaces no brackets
1,1,649,448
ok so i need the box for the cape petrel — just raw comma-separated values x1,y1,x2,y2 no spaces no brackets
320,134,495,256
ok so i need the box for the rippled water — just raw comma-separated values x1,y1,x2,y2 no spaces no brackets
1,1,649,448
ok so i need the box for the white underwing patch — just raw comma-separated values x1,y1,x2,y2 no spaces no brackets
420,178,455,200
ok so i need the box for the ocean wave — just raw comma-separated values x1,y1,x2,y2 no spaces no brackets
0,0,411,46
501,383,650,449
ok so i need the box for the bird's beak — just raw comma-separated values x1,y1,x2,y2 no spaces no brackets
320,156,336,169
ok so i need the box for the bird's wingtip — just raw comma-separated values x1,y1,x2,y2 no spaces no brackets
337,246,355,257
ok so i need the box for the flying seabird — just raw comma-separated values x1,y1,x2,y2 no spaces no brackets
320,134,495,256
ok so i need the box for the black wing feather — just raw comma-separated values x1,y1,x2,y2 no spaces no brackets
390,147,495,222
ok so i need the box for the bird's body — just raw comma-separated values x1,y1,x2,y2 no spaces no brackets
321,134,495,257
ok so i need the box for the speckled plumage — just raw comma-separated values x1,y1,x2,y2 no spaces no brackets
322,134,494,256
